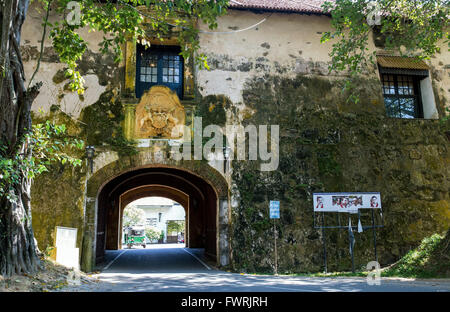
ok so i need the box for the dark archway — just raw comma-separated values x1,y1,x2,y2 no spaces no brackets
93,167,223,268
80,154,230,273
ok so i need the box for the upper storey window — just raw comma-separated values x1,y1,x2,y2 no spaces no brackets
381,74,423,119
377,56,438,119
136,44,183,98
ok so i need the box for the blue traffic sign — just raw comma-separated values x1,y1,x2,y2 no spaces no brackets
270,201,280,219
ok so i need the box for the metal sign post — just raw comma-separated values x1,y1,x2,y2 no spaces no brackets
270,200,280,276
348,216,355,273
371,209,378,263
322,213,327,273
273,219,278,276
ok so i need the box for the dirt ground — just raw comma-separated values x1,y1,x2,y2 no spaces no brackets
0,258,100,292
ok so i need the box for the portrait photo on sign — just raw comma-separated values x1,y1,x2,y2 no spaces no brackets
370,195,380,208
350,196,363,208
315,196,324,209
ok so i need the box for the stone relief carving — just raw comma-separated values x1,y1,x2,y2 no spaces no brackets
135,86,185,139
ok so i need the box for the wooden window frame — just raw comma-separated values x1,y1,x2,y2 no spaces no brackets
135,44,184,99
381,73,424,119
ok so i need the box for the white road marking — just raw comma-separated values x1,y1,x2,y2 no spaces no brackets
103,249,127,270
182,248,212,270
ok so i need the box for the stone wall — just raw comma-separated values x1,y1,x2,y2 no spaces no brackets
229,74,449,273
30,112,87,255
196,10,450,273
22,4,450,272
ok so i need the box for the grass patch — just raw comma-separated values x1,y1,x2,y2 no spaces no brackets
381,230,450,278
300,271,368,277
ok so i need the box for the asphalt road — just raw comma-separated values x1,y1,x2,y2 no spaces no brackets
100,244,211,274
60,244,450,292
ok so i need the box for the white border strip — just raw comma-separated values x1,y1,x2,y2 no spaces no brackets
183,248,212,270
103,250,127,271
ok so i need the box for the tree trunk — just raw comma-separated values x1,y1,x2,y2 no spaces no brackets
0,0,42,277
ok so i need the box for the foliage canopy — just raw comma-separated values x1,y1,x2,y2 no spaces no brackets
145,227,161,241
123,204,146,227
167,220,184,235
0,120,84,203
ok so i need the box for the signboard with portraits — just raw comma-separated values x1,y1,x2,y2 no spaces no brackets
312,192,383,274
313,192,381,213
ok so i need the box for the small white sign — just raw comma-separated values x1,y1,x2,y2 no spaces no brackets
55,226,79,270
55,226,77,249
56,247,80,270
313,192,382,212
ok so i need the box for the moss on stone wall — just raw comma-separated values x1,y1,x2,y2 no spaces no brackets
31,162,85,254
192,94,230,149
79,90,137,157
194,94,229,127
30,111,87,253
231,74,450,273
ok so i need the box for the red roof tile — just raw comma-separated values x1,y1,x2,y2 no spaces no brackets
228,0,332,14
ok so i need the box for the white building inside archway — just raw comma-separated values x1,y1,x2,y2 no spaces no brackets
132,197,186,243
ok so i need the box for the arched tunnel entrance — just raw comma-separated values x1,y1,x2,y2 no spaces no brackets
94,166,223,267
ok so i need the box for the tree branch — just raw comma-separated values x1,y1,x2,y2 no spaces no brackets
27,0,52,90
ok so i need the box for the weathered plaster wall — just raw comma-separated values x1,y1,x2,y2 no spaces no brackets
22,3,117,119
197,10,449,113
196,10,370,105
29,111,87,254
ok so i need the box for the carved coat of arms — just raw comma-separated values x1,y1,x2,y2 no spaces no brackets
135,86,185,138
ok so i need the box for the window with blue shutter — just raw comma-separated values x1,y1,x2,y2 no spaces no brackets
135,44,184,99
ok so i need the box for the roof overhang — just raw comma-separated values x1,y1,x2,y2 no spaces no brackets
377,55,429,70
228,0,330,15
377,55,430,76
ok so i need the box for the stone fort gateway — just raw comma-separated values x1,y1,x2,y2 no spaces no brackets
22,1,449,273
